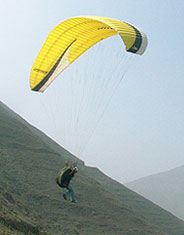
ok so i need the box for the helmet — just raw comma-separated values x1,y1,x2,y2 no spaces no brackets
73,167,79,172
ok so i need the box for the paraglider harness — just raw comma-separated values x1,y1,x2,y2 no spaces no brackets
56,166,75,188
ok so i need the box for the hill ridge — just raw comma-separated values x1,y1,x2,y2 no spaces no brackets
126,165,184,221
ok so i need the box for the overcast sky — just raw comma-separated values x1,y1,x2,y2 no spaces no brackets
1,0,184,183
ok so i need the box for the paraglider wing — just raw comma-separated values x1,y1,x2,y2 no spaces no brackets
30,16,147,92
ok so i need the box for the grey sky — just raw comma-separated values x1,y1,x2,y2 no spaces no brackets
1,0,184,183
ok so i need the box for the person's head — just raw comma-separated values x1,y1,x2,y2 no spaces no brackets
72,167,79,173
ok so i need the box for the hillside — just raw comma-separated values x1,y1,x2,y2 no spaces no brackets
1,100,184,234
126,166,184,221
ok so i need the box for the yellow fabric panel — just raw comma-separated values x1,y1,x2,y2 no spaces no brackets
58,166,70,185
86,16,136,50
30,16,144,92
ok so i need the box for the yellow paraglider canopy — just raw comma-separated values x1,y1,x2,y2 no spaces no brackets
30,16,147,92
